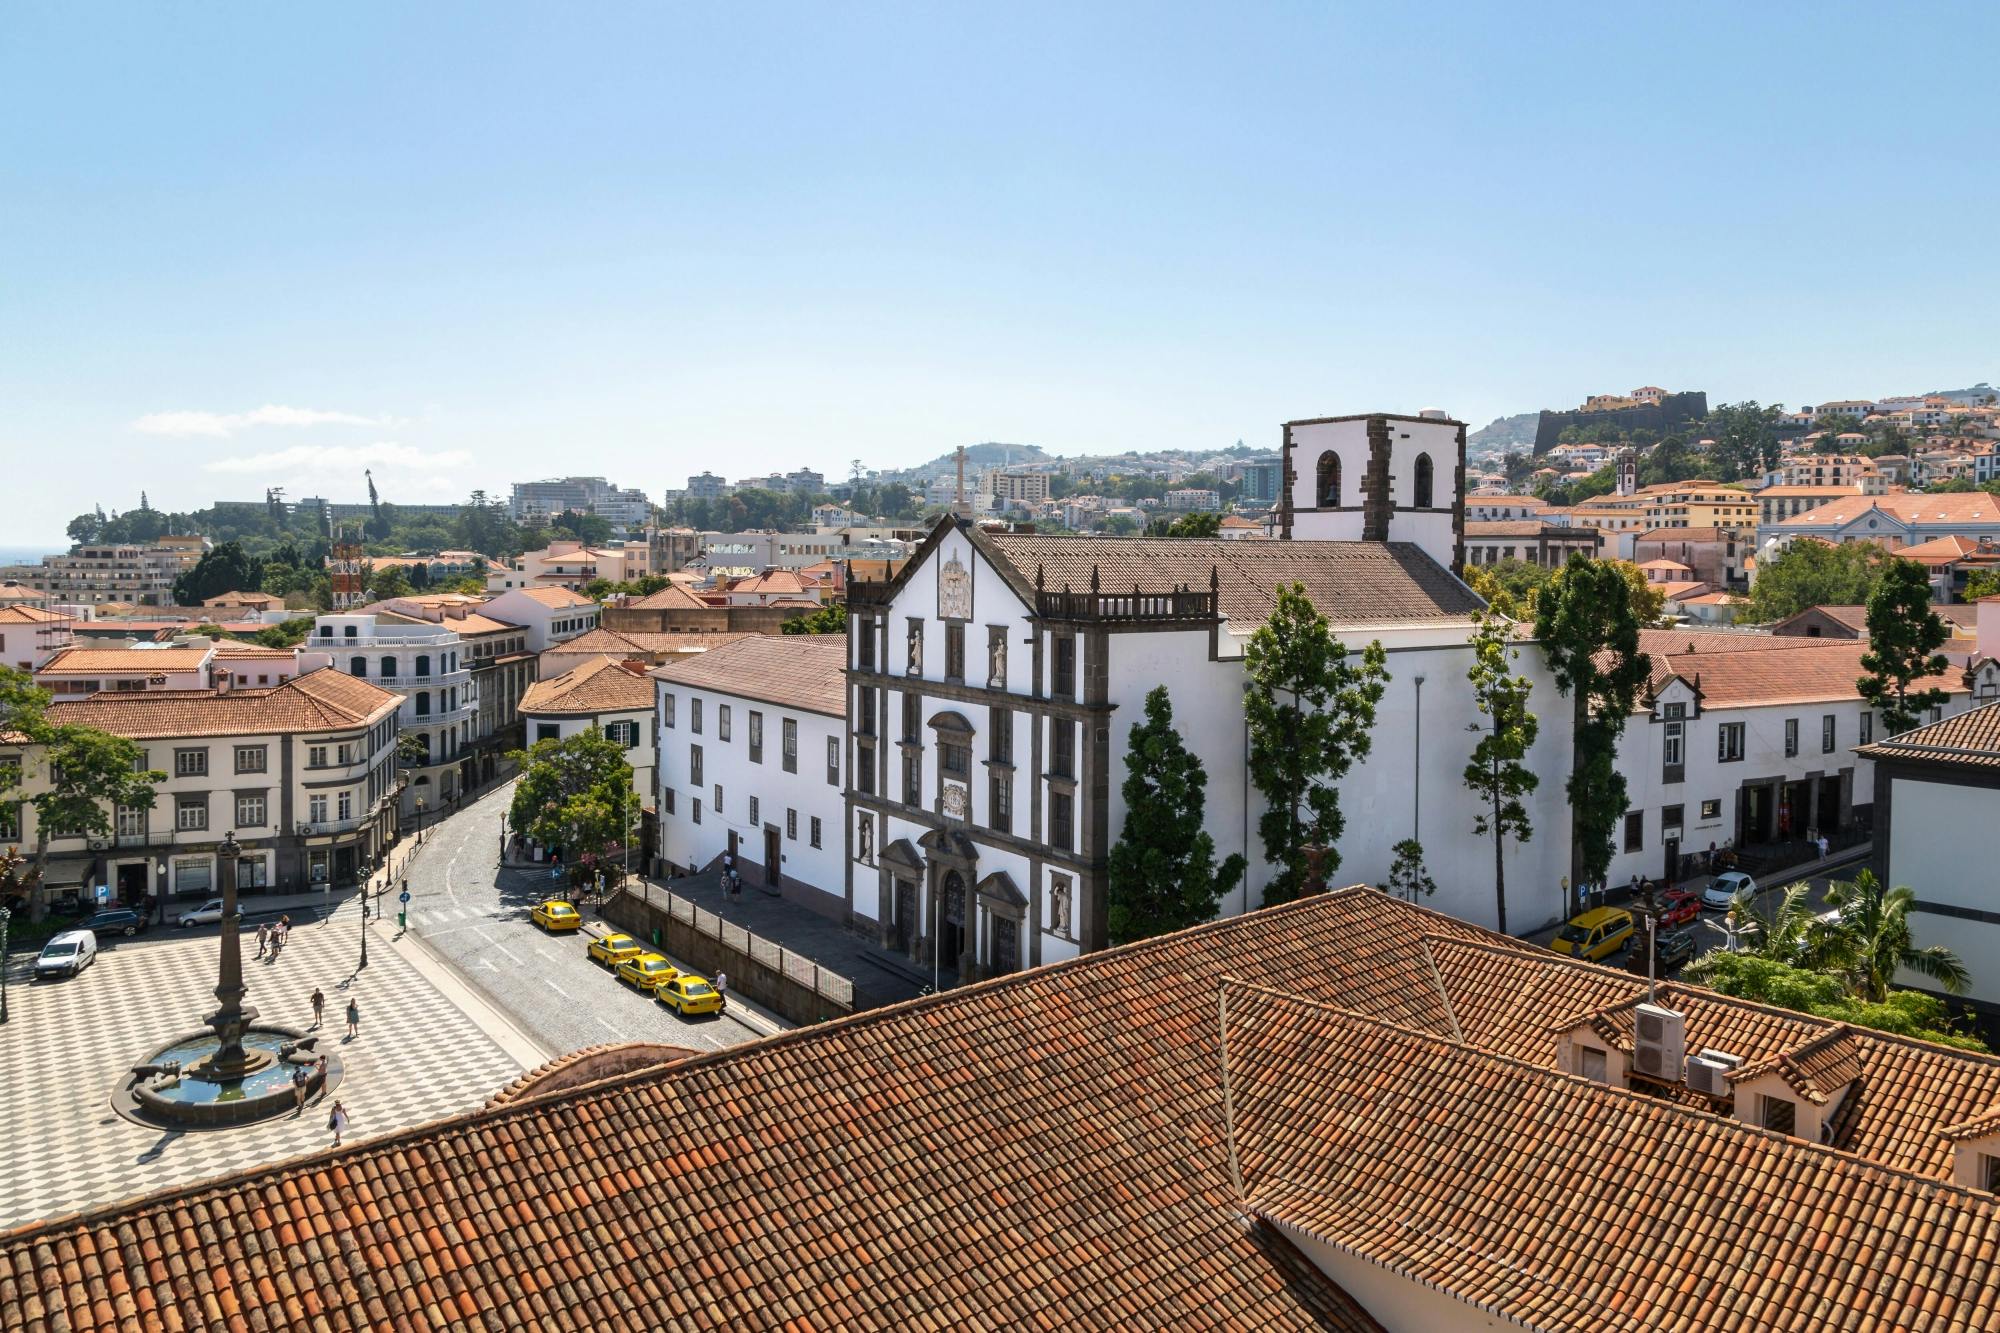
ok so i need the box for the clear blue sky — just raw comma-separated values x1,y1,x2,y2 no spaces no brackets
5,3,1996,543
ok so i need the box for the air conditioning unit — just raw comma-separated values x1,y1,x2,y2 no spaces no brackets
1631,1002,1686,1081
88,838,108,851
1685,1050,1740,1098
296,823,315,836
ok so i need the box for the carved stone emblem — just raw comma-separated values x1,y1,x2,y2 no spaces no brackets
938,552,973,621
941,781,969,821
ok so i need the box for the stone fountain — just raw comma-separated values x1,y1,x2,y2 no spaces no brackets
114,833,341,1129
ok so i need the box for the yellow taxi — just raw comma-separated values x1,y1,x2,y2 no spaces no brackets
657,972,725,1018
614,952,680,994
586,932,644,968
530,900,582,933
1549,907,1635,962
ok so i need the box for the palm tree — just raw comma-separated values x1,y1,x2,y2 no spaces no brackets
1820,870,1970,1002
1729,882,1837,967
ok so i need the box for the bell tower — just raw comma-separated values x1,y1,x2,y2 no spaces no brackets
1280,410,1466,575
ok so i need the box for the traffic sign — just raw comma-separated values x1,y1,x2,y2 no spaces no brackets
398,890,411,904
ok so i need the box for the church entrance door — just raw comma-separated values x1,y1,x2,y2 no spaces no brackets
893,879,915,955
938,870,966,974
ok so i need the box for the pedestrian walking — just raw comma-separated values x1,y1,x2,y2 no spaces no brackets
256,922,269,959
345,997,360,1039
292,1064,309,1115
328,1100,349,1147
1817,832,1829,861
311,986,325,1029
714,969,727,1004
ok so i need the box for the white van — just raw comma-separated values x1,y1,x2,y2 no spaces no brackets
35,929,97,979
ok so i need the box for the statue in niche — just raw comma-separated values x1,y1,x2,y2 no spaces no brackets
857,814,874,864
987,630,1006,690
907,619,922,674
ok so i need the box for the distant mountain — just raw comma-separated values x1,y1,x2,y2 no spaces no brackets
905,442,1051,479
1467,412,1538,453
1926,381,1998,405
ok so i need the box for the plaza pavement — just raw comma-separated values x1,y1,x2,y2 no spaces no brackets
0,892,529,1233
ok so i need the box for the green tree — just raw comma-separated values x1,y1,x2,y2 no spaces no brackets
1962,568,2000,602
1099,514,1140,536
454,490,513,556
65,512,104,545
172,540,264,606
366,564,415,602
1244,583,1390,903
1857,558,1950,735
251,616,316,649
1464,611,1539,933
1704,402,1782,481
550,509,614,545
1466,558,1555,620
0,668,166,899
507,730,643,884
1740,540,1889,623
1685,952,1985,1051
1380,838,1436,903
1106,687,1245,944
1535,557,1651,912
1151,511,1222,538
781,603,849,635
1821,869,1969,1002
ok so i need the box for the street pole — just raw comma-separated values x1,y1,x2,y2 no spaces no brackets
357,860,370,972
0,905,11,1025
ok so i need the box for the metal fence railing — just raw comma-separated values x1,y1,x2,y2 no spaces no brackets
638,883,855,1007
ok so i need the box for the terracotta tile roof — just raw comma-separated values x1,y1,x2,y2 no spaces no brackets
1754,483,1867,497
520,656,654,716
514,586,596,608
763,596,824,608
1858,699,2000,769
1655,579,1710,599
649,635,847,716
558,628,749,656
1899,534,1987,562
0,606,70,625
728,569,809,595
440,611,521,636
12,889,2000,1328
1647,638,1968,709
36,647,211,674
1777,604,1870,632
1635,627,1788,657
1637,558,1691,571
43,667,399,739
984,534,1484,627
1726,1025,1866,1105
1224,982,2000,1333
212,642,295,658
1465,519,1591,538
625,582,712,611
1776,493,2000,529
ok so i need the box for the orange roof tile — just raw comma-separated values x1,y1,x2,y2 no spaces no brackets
520,657,654,716
36,647,211,674
649,634,846,715
1647,638,1968,709
43,667,399,738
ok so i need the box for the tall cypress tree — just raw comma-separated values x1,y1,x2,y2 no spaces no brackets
1244,583,1390,904
1857,557,1950,735
1464,609,1539,934
1106,687,1245,945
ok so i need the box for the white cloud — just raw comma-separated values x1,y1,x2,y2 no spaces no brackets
132,404,391,437
202,441,472,475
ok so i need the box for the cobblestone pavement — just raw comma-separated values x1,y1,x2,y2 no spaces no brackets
395,780,776,1057
0,895,527,1233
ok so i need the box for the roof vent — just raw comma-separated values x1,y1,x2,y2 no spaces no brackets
1418,407,1449,420
1632,1003,1686,1081
1686,1048,1741,1098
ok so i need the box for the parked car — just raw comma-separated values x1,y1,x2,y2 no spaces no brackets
1549,907,1635,962
657,973,725,1018
82,907,149,938
178,899,226,928
35,930,97,978
530,900,582,933
586,933,643,968
614,953,679,994
1702,871,1758,912
1658,887,1701,928
1651,928,1698,971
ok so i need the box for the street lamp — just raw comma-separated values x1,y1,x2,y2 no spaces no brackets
155,857,169,925
0,904,11,1025
415,797,426,847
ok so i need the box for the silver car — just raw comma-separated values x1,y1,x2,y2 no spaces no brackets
178,898,226,927
35,930,97,978
1702,870,1758,911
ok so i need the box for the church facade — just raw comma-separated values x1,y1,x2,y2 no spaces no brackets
841,411,1576,984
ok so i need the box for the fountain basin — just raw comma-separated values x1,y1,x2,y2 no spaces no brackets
115,1027,343,1130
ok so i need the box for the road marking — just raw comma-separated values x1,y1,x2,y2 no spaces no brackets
478,958,498,972
594,1017,625,1039
469,926,496,946
493,944,523,965
544,978,569,998
535,946,557,963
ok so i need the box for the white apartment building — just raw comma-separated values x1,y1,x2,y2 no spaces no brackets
0,605,75,672
0,537,209,607
987,471,1052,507
509,476,652,530
302,611,479,813
1163,488,1221,512
34,644,218,695
4,669,401,912
653,637,848,916
1604,632,1994,887
480,586,600,651
521,657,657,803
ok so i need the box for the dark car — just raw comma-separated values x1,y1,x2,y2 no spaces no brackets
82,907,150,938
1653,928,1697,971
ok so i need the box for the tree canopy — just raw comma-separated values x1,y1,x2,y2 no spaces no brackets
1740,540,1889,624
1243,583,1389,903
1107,687,1245,944
1464,611,1538,933
781,603,849,635
506,730,643,886
1857,558,1950,735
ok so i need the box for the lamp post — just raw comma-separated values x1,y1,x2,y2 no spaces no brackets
1,904,12,1025
499,809,509,863
357,857,371,972
415,797,426,847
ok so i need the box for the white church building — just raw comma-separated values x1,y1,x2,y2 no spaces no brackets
839,411,1578,983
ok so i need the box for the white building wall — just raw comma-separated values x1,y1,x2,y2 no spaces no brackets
523,706,656,804
1286,419,1370,540
655,679,846,914
1884,776,2000,1005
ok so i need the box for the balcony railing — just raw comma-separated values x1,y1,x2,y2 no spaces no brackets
1034,586,1218,624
